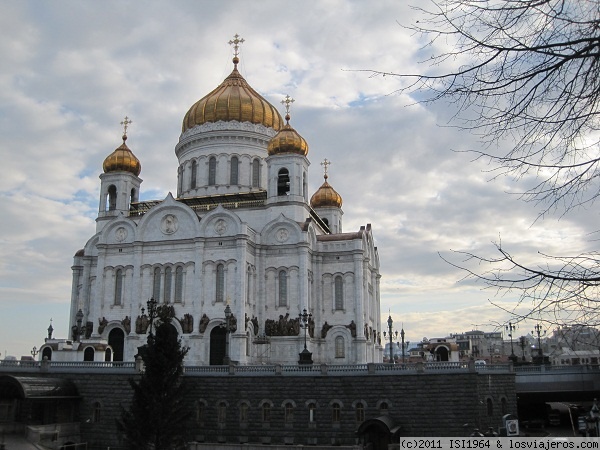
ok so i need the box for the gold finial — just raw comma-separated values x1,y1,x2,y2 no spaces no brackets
120,116,132,141
321,159,331,179
281,95,295,123
228,33,245,67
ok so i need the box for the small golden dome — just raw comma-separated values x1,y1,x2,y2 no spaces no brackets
103,135,141,176
182,58,284,132
267,113,309,156
311,174,342,208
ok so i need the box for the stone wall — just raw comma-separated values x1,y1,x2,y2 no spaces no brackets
0,368,516,448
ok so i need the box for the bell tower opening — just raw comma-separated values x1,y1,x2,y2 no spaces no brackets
277,168,290,196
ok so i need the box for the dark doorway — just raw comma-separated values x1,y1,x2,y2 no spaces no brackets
210,326,227,365
108,328,125,362
435,346,449,362
42,347,52,361
83,347,94,362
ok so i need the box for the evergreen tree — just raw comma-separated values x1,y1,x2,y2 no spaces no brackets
118,304,190,449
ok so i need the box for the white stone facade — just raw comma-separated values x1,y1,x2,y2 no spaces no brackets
43,70,383,366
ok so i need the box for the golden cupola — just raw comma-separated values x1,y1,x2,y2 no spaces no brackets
311,161,342,208
182,51,284,133
102,134,141,176
267,96,309,156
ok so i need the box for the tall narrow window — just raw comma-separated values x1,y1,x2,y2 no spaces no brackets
308,403,316,423
216,264,224,303
208,157,216,185
218,402,227,424
191,160,197,189
262,403,271,423
177,166,183,196
285,402,294,424
130,188,137,207
334,276,344,310
175,266,183,303
332,403,341,423
153,267,161,301
335,336,345,358
92,402,102,423
114,269,123,306
355,403,365,423
107,185,117,211
239,402,248,424
487,398,494,417
164,267,172,303
230,156,239,185
196,401,205,425
278,270,287,307
277,168,290,196
252,159,260,188
303,172,307,200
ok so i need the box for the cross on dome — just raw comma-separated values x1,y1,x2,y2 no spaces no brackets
228,34,245,68
281,95,295,115
321,158,331,179
120,116,132,139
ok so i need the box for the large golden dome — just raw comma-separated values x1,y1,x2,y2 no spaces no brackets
103,135,141,176
182,57,284,133
267,113,309,156
311,174,342,208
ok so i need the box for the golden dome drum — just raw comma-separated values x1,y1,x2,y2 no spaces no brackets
182,61,284,132
102,136,141,176
310,175,342,208
267,118,309,156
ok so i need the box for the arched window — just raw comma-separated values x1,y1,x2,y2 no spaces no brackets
335,336,345,358
230,156,239,185
252,159,260,188
262,403,271,423
174,266,183,303
107,185,117,211
379,402,389,415
285,402,294,424
334,276,344,310
487,398,494,417
216,264,224,303
218,402,227,424
303,172,307,200
278,270,287,307
239,402,248,424
153,267,161,301
42,347,52,361
92,402,102,423
114,269,123,306
130,188,137,206
501,397,508,415
84,347,95,362
277,168,290,196
332,402,341,423
190,160,197,189
308,403,316,423
355,403,365,423
104,348,112,362
196,401,205,425
208,157,217,185
164,267,172,303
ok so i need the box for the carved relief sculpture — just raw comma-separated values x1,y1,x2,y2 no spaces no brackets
199,314,210,333
98,317,108,335
122,316,131,334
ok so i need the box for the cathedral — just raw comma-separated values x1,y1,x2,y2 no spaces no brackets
41,36,383,366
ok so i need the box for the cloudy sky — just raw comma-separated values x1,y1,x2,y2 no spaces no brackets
0,0,595,359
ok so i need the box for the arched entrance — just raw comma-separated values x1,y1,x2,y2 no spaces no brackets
41,347,52,361
357,416,400,450
83,347,94,361
210,326,227,365
435,346,450,361
108,328,125,361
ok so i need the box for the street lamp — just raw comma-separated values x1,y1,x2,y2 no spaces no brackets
31,346,39,360
383,314,399,364
399,327,409,364
141,298,158,339
518,336,527,362
532,324,546,364
298,308,313,365
505,322,517,363
221,304,236,365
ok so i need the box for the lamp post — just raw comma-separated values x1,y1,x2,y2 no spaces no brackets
298,308,313,365
518,336,527,362
71,309,85,342
532,324,546,364
383,314,399,364
141,298,158,339
221,304,235,365
31,346,39,360
505,322,517,363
